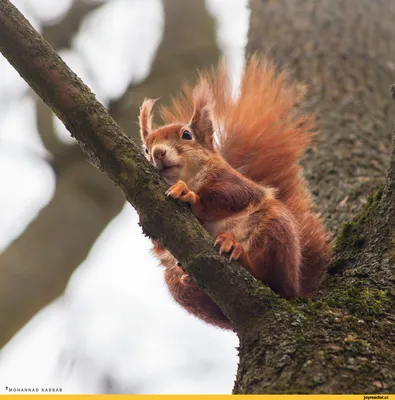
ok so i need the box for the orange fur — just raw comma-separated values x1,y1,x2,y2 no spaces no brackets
141,56,332,329
151,240,232,329
139,98,157,140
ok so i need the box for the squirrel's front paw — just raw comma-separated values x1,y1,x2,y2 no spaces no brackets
166,180,198,204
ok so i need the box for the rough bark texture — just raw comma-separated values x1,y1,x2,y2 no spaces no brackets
0,0,276,347
232,0,395,394
0,0,221,349
248,0,394,233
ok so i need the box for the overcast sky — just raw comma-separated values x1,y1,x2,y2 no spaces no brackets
0,0,249,394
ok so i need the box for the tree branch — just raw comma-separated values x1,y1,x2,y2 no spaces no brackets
0,0,277,335
37,0,105,156
0,0,126,350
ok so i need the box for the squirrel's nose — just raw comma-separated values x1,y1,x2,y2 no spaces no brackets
153,146,167,161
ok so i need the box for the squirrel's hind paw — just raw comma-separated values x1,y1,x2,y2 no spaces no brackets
215,233,241,259
215,233,252,270
180,273,196,287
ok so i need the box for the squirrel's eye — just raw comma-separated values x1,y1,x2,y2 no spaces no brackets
181,130,193,140
143,146,148,155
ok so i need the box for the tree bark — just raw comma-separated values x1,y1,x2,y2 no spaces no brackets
0,0,220,349
232,0,395,393
248,0,395,233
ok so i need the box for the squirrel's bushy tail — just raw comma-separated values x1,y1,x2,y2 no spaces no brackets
161,56,316,202
161,56,332,296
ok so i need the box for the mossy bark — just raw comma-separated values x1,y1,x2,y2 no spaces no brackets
234,183,395,393
233,0,395,393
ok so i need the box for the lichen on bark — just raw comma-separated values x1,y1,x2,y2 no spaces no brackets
233,0,395,393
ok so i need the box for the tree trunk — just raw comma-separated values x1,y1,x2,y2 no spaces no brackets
233,0,395,393
248,0,394,232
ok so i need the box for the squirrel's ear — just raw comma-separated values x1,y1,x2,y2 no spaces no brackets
139,98,156,142
190,80,214,146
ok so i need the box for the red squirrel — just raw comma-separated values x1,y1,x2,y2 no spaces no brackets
139,56,333,329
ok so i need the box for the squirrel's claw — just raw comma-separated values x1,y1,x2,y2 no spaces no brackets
229,244,243,262
215,232,244,262
166,180,197,204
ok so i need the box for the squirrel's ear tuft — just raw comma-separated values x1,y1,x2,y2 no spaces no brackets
190,79,214,146
139,98,157,142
